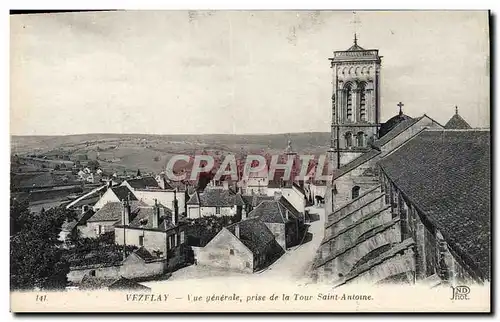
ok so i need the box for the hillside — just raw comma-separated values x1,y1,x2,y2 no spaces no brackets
11,133,330,175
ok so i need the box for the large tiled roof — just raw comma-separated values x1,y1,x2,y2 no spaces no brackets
125,177,160,189
445,113,472,129
248,197,301,224
88,200,145,223
111,186,137,202
187,187,238,207
226,218,276,255
241,195,274,208
379,129,491,279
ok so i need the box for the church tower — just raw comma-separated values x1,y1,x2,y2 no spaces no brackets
328,35,382,168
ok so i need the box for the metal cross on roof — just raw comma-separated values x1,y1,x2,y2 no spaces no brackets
397,102,404,115
350,11,361,40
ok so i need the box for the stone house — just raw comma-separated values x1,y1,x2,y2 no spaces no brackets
196,218,284,273
83,200,146,238
266,182,307,214
93,185,137,210
186,185,245,219
114,199,187,258
121,177,187,215
248,193,303,250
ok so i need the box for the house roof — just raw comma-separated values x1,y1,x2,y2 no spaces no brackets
62,209,95,231
379,129,491,279
241,195,274,208
108,277,151,291
111,186,137,202
226,218,276,255
248,197,301,224
133,247,156,261
80,275,150,291
187,187,238,207
127,204,177,231
445,113,472,129
88,200,145,223
125,177,160,189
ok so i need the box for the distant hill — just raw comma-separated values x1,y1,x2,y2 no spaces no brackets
11,132,330,174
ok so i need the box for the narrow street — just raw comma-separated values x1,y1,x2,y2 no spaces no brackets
256,206,325,283
143,206,325,288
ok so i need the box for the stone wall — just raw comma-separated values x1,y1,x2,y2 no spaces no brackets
317,221,402,282
67,256,167,284
322,207,392,258
115,227,168,255
327,194,385,230
196,228,254,273
264,222,286,251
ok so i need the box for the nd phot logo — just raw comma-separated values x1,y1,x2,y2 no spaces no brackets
450,285,470,300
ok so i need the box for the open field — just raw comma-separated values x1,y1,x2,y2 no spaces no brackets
11,133,330,174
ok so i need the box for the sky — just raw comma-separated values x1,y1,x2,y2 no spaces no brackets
10,10,490,135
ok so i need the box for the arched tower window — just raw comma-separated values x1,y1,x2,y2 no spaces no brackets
359,82,367,121
345,132,353,148
357,132,365,147
345,84,353,122
352,186,360,199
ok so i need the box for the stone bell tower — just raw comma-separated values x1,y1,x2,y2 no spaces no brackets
328,34,382,168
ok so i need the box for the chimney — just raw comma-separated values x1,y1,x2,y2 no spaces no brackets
242,209,247,220
122,199,130,226
274,191,282,201
152,199,159,228
172,191,179,226
223,180,229,190
234,224,240,239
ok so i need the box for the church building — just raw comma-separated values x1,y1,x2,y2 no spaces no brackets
328,35,382,168
314,36,491,287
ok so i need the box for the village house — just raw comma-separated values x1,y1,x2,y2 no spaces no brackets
196,218,284,273
266,181,307,214
59,207,96,242
247,192,304,250
66,184,108,212
114,198,187,259
120,176,187,216
82,200,147,238
186,183,245,219
93,185,137,210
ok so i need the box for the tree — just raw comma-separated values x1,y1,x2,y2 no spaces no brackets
87,160,100,171
10,200,75,290
136,169,142,177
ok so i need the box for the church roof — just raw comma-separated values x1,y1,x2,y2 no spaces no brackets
445,112,472,129
378,113,414,138
379,129,491,280
347,43,365,51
